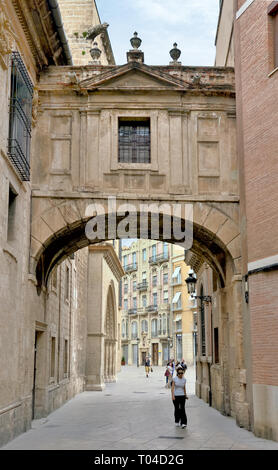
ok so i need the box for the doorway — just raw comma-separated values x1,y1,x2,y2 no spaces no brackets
141,351,146,365
152,343,158,366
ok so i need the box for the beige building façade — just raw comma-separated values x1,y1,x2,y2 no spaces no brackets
120,240,195,367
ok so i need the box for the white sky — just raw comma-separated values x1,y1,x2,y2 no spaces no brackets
97,0,220,66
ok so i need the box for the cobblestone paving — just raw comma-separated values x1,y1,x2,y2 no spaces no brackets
2,366,278,450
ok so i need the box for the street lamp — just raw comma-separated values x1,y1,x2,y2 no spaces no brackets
185,271,212,303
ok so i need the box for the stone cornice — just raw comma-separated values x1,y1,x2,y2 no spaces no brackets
10,0,69,69
89,244,124,281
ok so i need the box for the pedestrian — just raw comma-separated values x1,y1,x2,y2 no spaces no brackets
164,362,172,387
171,367,188,429
180,359,187,371
145,356,151,378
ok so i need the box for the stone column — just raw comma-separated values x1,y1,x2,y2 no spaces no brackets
85,250,105,391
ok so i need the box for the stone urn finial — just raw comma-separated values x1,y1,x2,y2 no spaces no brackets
170,42,181,62
130,32,142,50
90,42,102,62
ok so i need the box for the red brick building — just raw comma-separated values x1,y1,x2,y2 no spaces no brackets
216,0,278,440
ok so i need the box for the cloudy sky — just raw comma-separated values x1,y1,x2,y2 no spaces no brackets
97,0,220,66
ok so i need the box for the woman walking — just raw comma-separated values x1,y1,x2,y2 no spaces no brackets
171,367,188,429
164,362,172,388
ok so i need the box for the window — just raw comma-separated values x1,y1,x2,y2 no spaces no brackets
133,297,137,309
65,266,70,302
123,255,127,269
50,337,56,379
124,299,128,311
64,339,68,377
124,283,128,294
131,321,138,339
151,319,158,338
132,252,137,267
142,295,147,308
268,1,278,69
8,52,33,181
176,320,182,332
176,334,182,361
152,275,157,287
163,290,168,304
133,280,137,291
172,266,181,285
163,272,168,285
163,242,168,258
214,328,219,364
122,320,126,338
118,118,150,163
153,292,157,307
7,185,17,241
152,244,156,260
141,320,148,333
142,249,147,262
172,292,182,310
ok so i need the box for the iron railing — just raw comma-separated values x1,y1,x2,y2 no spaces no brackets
8,52,33,181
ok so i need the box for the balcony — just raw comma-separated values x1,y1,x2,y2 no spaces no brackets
137,281,148,291
124,263,137,273
158,330,168,339
128,308,137,315
149,253,169,265
146,304,158,313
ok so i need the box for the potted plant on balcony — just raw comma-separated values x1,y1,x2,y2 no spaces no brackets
121,356,126,366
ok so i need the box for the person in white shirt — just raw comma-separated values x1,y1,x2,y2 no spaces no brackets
171,367,188,428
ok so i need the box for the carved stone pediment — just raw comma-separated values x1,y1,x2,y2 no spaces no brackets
77,62,188,92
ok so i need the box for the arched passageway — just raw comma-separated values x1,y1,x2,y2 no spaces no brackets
29,200,248,428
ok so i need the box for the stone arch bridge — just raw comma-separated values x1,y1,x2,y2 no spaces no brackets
29,60,248,427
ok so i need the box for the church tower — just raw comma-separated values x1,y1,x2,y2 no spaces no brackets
59,0,115,65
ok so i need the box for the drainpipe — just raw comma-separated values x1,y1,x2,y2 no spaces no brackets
47,0,73,65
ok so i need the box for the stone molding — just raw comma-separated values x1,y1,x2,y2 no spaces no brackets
89,244,124,281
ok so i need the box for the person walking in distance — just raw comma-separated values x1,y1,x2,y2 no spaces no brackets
145,356,151,378
171,367,188,428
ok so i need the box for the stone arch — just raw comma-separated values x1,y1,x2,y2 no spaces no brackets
104,281,117,383
30,199,241,292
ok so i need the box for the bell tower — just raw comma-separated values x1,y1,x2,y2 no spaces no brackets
59,0,115,65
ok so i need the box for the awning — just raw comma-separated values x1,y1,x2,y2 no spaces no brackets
172,292,181,304
172,267,181,279
174,316,182,322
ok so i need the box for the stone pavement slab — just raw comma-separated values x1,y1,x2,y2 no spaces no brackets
2,366,278,451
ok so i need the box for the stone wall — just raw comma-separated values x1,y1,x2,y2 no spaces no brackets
59,0,114,65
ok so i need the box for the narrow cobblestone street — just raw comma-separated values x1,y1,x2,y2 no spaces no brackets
2,366,278,451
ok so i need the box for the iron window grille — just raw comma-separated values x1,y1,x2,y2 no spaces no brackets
8,52,33,181
118,119,150,163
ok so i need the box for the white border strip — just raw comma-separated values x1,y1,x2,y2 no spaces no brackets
236,0,256,19
248,254,278,272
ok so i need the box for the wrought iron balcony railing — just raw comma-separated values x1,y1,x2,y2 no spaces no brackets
149,253,169,265
137,281,148,291
124,263,137,273
146,304,158,313
128,308,137,315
